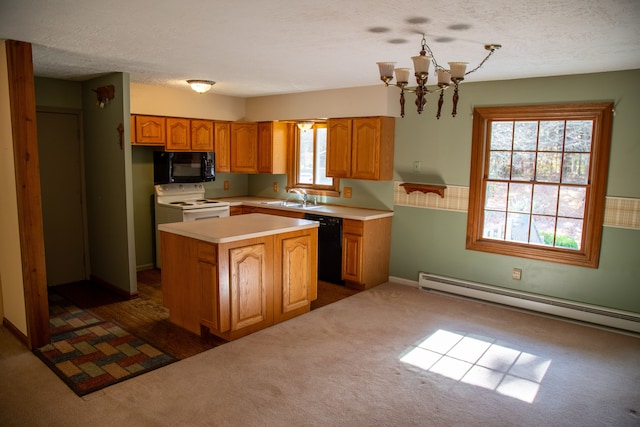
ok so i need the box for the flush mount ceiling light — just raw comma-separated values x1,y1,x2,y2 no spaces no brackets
187,79,215,94
377,34,501,118
297,121,314,131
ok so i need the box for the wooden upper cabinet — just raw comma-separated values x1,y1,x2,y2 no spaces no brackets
326,118,352,178
191,120,214,151
214,122,231,173
166,118,214,152
258,122,288,174
166,117,191,151
134,115,166,145
230,122,258,173
327,116,394,181
351,117,394,180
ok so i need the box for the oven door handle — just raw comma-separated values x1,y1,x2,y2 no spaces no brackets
182,207,230,222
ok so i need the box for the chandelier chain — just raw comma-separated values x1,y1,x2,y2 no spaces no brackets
464,48,498,76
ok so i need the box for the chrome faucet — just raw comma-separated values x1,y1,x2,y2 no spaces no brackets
289,188,308,206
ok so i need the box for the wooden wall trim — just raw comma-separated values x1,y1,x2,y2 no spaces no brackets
6,40,50,348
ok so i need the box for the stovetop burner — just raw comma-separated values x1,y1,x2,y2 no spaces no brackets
154,184,230,210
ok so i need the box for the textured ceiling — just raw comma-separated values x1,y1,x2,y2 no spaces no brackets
1,0,639,97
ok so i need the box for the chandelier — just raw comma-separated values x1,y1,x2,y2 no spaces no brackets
377,35,501,118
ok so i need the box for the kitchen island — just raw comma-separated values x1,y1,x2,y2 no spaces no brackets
159,214,318,340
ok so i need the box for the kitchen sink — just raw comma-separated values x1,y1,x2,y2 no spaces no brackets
261,201,323,209
261,201,295,206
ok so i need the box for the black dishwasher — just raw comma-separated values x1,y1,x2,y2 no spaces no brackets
304,213,344,285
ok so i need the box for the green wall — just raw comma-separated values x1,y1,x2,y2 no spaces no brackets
81,73,137,294
35,75,137,293
34,77,82,110
389,70,640,314
132,146,155,269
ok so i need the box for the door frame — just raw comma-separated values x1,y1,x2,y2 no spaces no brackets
6,40,49,348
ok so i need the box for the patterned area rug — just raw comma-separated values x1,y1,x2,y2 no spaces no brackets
34,293,176,396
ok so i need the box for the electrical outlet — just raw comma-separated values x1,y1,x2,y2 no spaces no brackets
223,180,229,191
273,182,278,192
512,268,522,280
413,161,421,172
343,187,352,198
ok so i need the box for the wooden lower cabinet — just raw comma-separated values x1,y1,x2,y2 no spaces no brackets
161,228,317,340
274,230,317,323
229,206,243,216
227,240,272,331
342,217,392,290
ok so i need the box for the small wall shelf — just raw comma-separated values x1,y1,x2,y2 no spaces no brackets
400,183,447,198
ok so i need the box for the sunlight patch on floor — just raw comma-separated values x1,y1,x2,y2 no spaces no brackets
400,329,551,403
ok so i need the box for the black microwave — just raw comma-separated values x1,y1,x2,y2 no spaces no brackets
153,151,215,184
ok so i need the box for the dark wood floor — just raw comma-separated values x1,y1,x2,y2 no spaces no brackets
50,269,359,360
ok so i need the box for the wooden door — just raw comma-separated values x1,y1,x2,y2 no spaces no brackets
198,241,219,331
350,117,380,180
229,241,270,330
214,122,231,172
166,117,190,151
342,219,364,284
37,110,88,286
134,115,165,145
258,121,288,174
274,230,317,323
191,120,214,151
326,118,352,177
257,122,274,173
230,122,258,173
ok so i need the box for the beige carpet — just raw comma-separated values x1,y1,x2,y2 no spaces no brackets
1,282,639,426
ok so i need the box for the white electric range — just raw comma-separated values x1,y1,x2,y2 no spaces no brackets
154,183,230,267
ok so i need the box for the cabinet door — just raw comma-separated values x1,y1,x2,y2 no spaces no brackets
230,122,258,173
326,118,352,177
229,241,271,330
198,242,219,331
166,118,190,151
214,122,231,172
274,230,317,323
191,120,214,151
199,260,219,330
342,232,363,283
258,122,288,174
135,115,165,145
351,117,381,180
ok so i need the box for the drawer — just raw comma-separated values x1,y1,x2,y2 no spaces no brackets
342,219,364,235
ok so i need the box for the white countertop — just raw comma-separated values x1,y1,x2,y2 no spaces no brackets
158,213,319,244
213,196,394,220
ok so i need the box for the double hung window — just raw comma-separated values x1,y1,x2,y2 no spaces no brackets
287,122,340,196
466,103,613,267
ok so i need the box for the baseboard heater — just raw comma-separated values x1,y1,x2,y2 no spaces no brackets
418,272,640,334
